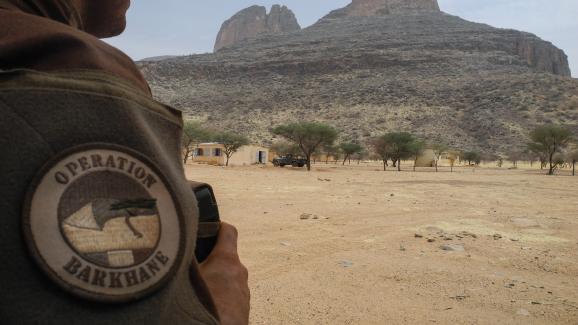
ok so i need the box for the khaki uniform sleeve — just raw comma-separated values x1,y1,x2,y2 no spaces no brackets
0,70,219,325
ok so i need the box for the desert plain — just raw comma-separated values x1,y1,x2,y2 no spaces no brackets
185,162,578,324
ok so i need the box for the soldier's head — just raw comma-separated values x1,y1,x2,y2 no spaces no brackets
70,0,131,38
0,0,131,38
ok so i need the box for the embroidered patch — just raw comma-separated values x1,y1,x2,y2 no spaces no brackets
23,145,185,303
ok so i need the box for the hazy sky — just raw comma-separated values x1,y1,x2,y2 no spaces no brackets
106,0,577,76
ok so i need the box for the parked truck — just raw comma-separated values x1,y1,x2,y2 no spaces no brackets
272,154,308,168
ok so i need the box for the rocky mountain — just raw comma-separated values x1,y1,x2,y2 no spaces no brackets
214,5,300,51
140,0,578,153
328,0,440,17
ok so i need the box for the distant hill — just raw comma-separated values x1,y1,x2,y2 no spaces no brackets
140,55,179,62
139,0,578,153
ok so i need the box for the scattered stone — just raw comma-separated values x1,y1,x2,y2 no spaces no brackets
280,241,291,246
390,193,395,197
414,233,424,238
449,295,468,300
339,260,353,268
517,308,530,316
505,283,515,288
510,238,520,242
493,233,503,240
300,213,311,220
427,238,436,243
531,301,542,305
324,179,331,182
459,231,477,239
440,244,465,252
443,237,453,241
313,215,319,219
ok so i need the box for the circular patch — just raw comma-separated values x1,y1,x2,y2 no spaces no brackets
23,145,185,303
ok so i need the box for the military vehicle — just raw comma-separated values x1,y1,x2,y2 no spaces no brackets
272,154,307,168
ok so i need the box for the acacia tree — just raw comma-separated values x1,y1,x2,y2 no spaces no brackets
528,125,573,175
408,140,425,171
213,132,250,166
481,153,499,167
497,158,503,168
353,150,368,165
340,142,363,165
381,132,416,171
271,141,301,157
273,122,338,171
462,151,481,165
371,136,391,171
569,151,578,176
321,145,341,164
431,143,448,172
528,142,548,170
321,145,336,164
446,150,460,173
507,151,524,168
182,120,213,164
522,149,536,168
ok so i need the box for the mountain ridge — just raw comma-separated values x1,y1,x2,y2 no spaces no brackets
139,2,577,154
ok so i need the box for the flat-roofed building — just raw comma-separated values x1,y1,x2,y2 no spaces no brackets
192,143,269,166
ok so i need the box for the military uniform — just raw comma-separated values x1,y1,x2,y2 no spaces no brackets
0,1,219,324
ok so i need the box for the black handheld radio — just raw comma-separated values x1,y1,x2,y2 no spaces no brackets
189,181,221,263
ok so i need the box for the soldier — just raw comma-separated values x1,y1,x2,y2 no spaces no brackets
0,0,249,324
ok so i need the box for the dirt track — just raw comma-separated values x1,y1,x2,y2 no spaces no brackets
185,162,578,324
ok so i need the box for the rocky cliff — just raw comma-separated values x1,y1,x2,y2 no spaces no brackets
214,5,300,51
141,1,577,153
327,0,440,17
267,5,300,33
514,37,571,76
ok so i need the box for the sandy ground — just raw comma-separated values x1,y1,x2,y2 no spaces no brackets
185,162,578,325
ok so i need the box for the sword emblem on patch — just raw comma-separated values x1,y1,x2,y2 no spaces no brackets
23,144,185,303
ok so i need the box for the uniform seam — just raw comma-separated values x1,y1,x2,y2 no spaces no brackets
0,87,183,129
0,96,56,154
